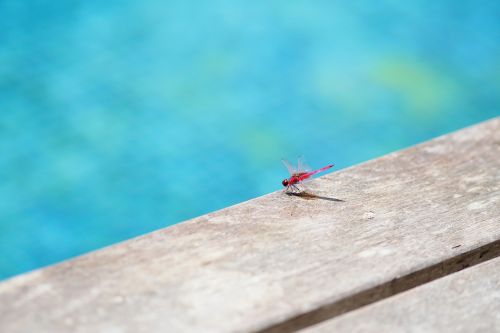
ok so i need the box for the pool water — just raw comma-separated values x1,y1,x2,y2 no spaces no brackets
0,1,499,280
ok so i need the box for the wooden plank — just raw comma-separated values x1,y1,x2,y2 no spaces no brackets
302,256,500,333
0,118,499,333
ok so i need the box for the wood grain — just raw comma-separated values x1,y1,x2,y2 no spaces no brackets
301,256,500,333
0,118,499,333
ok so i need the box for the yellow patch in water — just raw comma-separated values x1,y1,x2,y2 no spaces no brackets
373,58,458,119
240,128,285,165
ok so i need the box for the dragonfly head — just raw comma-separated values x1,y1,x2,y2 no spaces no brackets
282,179,289,187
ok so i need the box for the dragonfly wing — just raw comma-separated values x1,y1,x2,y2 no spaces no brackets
281,159,297,176
297,155,312,173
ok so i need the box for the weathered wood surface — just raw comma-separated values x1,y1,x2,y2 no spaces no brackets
0,118,499,333
302,256,500,333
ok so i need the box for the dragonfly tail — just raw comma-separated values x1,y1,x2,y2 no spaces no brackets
307,164,334,177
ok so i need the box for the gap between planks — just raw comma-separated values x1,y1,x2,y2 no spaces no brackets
255,239,500,333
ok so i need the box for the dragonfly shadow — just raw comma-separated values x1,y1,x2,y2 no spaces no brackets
286,191,345,202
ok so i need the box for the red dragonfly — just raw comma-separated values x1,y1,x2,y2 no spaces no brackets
282,157,334,192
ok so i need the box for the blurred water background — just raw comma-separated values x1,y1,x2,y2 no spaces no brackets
0,1,499,280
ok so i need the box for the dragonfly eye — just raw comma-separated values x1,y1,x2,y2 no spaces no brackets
282,179,289,187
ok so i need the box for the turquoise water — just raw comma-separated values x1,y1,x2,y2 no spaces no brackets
0,1,499,280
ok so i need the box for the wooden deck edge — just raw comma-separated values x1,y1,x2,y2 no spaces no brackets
256,239,500,333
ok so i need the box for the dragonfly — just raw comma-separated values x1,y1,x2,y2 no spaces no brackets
281,157,334,193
